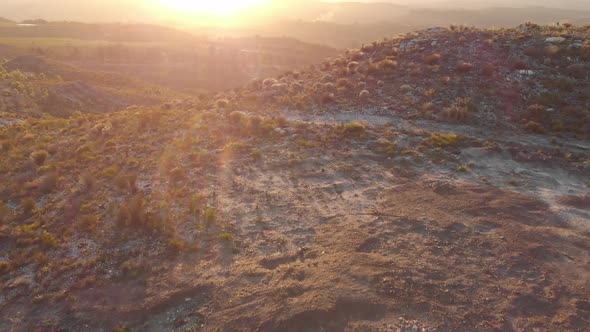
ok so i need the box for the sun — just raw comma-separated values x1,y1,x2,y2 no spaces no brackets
158,0,269,16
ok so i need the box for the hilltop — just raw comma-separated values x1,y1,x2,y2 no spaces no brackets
0,24,589,331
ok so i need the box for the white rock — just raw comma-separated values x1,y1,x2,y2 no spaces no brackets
545,37,566,44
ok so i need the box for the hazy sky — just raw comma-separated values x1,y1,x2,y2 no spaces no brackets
1,0,589,23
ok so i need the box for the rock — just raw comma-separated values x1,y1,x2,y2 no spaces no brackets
545,37,566,44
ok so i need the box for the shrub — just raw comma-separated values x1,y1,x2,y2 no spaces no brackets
319,93,336,104
0,257,12,272
339,122,366,137
169,167,185,183
421,133,463,148
22,198,36,216
116,194,146,227
168,238,188,252
377,59,398,71
39,231,58,248
0,202,9,223
229,111,246,126
525,121,545,133
373,139,397,156
30,150,49,166
527,104,546,120
424,53,441,65
80,173,95,192
205,207,216,227
481,64,496,76
336,78,354,90
359,90,370,101
215,99,229,109
219,233,233,241
443,107,470,122
0,140,11,152
544,45,560,57
512,59,527,70
39,173,58,194
223,141,251,155
102,166,119,179
347,61,359,71
456,62,473,73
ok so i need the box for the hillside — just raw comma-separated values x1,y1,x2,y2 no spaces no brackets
0,24,589,331
0,55,178,117
0,22,339,93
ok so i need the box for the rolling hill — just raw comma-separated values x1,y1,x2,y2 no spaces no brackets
0,23,589,331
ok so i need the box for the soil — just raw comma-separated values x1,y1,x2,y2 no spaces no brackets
6,107,587,332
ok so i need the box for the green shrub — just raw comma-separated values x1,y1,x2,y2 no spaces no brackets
339,122,366,137
168,238,188,252
205,207,216,226
219,233,233,241
373,139,397,156
421,133,463,148
102,166,119,179
39,231,58,248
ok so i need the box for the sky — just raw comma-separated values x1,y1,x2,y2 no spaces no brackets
1,0,589,23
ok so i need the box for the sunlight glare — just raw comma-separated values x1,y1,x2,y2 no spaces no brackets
158,0,270,16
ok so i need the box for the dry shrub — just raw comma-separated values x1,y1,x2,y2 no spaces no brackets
481,64,496,76
39,173,58,194
116,194,146,228
377,59,398,71
456,62,473,73
423,53,441,65
525,121,545,133
337,78,354,90
544,45,560,57
30,150,49,166
512,59,527,70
